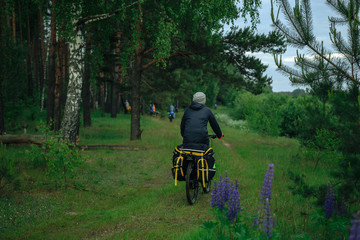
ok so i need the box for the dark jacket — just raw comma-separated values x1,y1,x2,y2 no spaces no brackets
180,101,222,148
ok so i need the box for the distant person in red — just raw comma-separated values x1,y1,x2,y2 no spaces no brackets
180,92,223,150
149,103,156,116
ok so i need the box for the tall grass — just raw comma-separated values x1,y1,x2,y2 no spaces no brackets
0,110,354,239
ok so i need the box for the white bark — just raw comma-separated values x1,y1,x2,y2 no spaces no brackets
60,2,139,143
61,29,83,142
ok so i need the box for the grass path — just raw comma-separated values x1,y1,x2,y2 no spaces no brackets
0,111,342,239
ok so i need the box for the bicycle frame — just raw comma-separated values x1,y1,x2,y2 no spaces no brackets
173,135,220,205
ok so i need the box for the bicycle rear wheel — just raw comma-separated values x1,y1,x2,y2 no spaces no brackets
186,162,199,205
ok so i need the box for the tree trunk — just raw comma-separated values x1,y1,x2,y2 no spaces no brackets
38,9,46,111
111,30,123,118
82,31,92,127
97,81,104,113
54,38,66,131
61,27,83,143
105,81,111,113
131,52,143,140
32,16,39,92
0,1,4,134
0,77,4,135
47,0,57,125
130,9,143,140
11,2,16,43
18,0,23,44
110,80,118,118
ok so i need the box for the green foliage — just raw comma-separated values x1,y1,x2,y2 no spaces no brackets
279,96,307,138
0,144,15,191
30,123,85,189
232,91,286,136
204,76,220,107
44,136,84,189
218,84,239,106
201,210,267,240
309,209,350,240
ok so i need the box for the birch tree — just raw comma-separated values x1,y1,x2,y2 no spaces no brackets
61,1,138,143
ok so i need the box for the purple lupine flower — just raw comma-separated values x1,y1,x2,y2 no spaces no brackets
262,198,274,238
257,164,275,238
253,217,258,227
211,172,241,218
211,176,226,211
349,212,360,240
217,176,226,211
259,163,274,205
224,172,231,201
324,183,336,219
226,184,241,222
211,180,218,208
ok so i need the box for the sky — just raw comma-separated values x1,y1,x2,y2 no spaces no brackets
231,1,338,92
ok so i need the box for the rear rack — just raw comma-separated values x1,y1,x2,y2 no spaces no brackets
179,148,206,153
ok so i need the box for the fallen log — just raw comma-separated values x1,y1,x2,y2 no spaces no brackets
0,134,139,150
0,134,45,145
78,145,140,150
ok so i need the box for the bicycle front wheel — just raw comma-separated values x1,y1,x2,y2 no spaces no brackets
203,180,211,193
186,162,198,205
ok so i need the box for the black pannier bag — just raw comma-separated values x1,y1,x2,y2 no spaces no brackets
171,145,188,185
196,148,216,188
171,146,216,187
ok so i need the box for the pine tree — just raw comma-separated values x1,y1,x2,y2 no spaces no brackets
271,0,360,204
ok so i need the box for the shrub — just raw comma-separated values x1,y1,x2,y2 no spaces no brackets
0,144,15,191
246,94,286,136
30,123,85,189
44,136,84,189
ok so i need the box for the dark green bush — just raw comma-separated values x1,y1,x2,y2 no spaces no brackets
0,144,15,191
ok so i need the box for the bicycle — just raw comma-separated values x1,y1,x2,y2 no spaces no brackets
168,112,175,122
179,135,218,205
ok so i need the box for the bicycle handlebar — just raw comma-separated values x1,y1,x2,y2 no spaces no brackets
209,134,223,139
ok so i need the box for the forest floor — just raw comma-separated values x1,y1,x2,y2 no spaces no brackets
0,109,350,239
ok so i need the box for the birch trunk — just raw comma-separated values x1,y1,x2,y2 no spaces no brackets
39,9,46,111
61,29,83,143
60,2,138,142
46,0,57,124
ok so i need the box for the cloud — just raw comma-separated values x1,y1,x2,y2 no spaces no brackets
281,53,346,63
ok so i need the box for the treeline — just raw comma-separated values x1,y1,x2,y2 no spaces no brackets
0,0,287,142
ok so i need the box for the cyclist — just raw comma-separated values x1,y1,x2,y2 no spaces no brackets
168,104,175,120
180,92,223,150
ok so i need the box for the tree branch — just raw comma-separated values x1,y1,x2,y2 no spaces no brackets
276,0,360,86
77,1,139,27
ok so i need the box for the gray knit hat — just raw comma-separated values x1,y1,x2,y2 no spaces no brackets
193,92,206,105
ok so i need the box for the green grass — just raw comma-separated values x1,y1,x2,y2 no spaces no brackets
0,110,355,239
